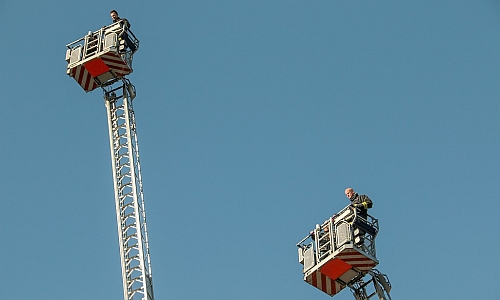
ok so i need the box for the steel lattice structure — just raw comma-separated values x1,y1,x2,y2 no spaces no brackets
104,80,154,300
66,21,154,300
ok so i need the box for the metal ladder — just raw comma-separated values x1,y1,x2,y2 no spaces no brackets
103,79,154,300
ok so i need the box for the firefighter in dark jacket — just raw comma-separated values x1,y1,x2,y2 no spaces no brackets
345,187,373,246
110,10,136,52
345,187,373,219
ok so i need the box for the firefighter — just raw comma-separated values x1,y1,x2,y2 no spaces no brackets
345,188,373,246
345,187,372,219
110,10,136,52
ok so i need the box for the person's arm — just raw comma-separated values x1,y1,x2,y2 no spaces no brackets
121,18,131,29
357,195,372,209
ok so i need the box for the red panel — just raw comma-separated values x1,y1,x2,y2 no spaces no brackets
319,258,352,280
84,58,110,77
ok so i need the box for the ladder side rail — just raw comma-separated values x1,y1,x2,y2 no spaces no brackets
83,32,98,60
133,131,154,299
117,105,143,300
312,225,324,263
123,88,152,300
105,82,147,300
312,226,320,266
89,27,104,57
114,102,139,300
118,102,143,300
327,216,334,255
315,218,333,262
125,86,154,298
128,115,154,299
105,95,129,300
97,27,105,53
82,34,91,59
81,27,105,60
325,217,333,253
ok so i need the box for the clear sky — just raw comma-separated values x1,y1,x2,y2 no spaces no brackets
1,1,499,299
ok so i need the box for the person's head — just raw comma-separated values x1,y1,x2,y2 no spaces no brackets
345,188,355,200
110,10,119,22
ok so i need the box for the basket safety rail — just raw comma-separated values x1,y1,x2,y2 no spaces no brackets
66,22,139,67
297,204,393,299
297,205,379,266
65,22,140,93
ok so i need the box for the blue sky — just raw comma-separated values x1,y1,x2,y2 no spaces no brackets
1,1,499,299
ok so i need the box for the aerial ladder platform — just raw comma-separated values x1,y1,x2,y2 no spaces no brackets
65,21,139,92
297,205,392,299
65,21,154,300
